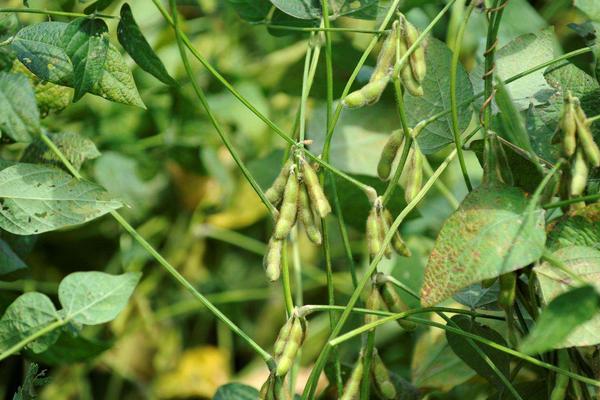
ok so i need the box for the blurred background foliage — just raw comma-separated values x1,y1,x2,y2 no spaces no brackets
0,0,598,399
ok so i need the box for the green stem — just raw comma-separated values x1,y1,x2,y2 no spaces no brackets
0,7,118,19
299,304,505,320
543,193,600,209
263,25,390,34
0,319,65,361
450,2,475,191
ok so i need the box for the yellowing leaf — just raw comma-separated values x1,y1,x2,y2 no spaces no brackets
207,180,268,230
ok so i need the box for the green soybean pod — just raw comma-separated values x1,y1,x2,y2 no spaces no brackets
298,184,322,245
263,238,283,282
401,16,426,83
498,272,516,310
343,88,368,109
376,209,393,259
379,281,417,331
301,159,331,218
384,209,411,257
265,160,292,205
400,62,424,97
276,317,304,377
340,355,364,400
362,76,391,106
366,206,382,259
273,316,294,358
371,21,398,82
402,147,423,204
371,349,397,400
259,375,275,400
365,283,384,326
561,101,577,157
273,168,299,240
570,148,589,197
575,116,600,168
377,130,404,180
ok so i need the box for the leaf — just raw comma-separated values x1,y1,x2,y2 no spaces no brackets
117,4,176,86
0,292,60,354
61,18,109,101
58,271,141,325
453,281,501,311
12,22,145,108
21,132,100,171
534,246,600,347
28,331,112,365
84,0,116,14
213,383,259,400
446,315,511,387
405,38,474,154
420,183,546,306
270,0,321,19
520,285,600,354
227,0,272,22
269,0,380,20
0,239,27,275
0,163,122,235
576,0,600,22
547,203,600,251
0,71,40,142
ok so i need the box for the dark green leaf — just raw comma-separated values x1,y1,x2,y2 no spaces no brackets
420,183,546,306
520,285,600,354
227,0,272,23
267,8,319,37
28,331,112,364
213,383,259,400
269,0,380,20
0,239,27,275
117,4,176,86
270,0,321,19
446,315,511,387
453,282,501,311
0,71,40,142
84,0,116,14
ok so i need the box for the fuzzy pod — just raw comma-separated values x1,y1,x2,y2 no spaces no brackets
340,355,364,400
343,88,368,109
263,238,283,282
342,75,390,108
401,146,423,204
570,148,589,197
366,206,382,259
401,16,426,83
301,159,331,218
299,184,322,245
377,130,404,180
498,272,517,309
399,61,424,97
371,349,397,400
376,209,393,259
265,160,292,205
273,316,294,358
371,21,398,82
379,281,417,331
276,316,305,377
365,283,384,326
384,209,411,257
575,116,600,168
560,101,577,157
273,168,299,239
258,375,276,400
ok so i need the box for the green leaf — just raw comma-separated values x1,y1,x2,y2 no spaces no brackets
227,0,272,22
84,0,116,14
405,38,474,154
534,246,600,347
576,0,600,22
453,282,501,311
270,0,321,19
28,331,112,365
21,132,100,171
213,383,259,400
58,271,141,325
12,22,145,108
0,163,122,235
269,0,380,20
0,71,40,142
117,4,176,86
547,203,600,251
520,285,600,354
0,292,60,354
446,315,511,387
420,183,546,306
0,238,27,275
61,18,109,101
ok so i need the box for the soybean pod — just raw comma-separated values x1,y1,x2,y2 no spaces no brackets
273,316,294,358
301,158,331,218
379,280,417,331
263,238,283,282
276,316,305,376
365,282,384,326
376,208,393,259
397,36,424,97
570,148,589,197
561,98,577,157
401,146,424,204
265,159,292,205
384,209,411,257
371,349,397,399
498,272,516,310
366,206,382,259
258,374,276,400
371,21,398,82
273,167,299,240
298,184,322,245
400,15,426,83
340,354,364,400
377,130,404,181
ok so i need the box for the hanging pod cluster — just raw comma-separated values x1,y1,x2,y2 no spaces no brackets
339,348,399,400
272,310,307,377
340,352,365,400
366,197,411,260
263,158,331,281
558,92,600,208
343,14,427,109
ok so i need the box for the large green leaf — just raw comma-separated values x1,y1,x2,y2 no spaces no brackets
0,71,40,142
0,163,122,235
520,285,600,354
61,18,109,101
446,315,511,387
0,292,60,354
420,184,546,306
12,22,145,108
0,238,27,275
21,132,100,171
227,0,272,22
547,203,600,251
213,383,259,400
58,271,141,325
405,38,474,154
534,246,600,347
117,4,176,86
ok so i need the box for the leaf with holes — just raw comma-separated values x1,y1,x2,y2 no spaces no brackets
0,71,40,142
0,163,122,235
420,183,546,306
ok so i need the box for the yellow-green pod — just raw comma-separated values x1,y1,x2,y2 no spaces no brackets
384,209,411,257
265,160,292,205
340,355,364,400
301,159,331,218
366,206,382,259
561,101,577,157
371,349,397,400
400,62,424,97
371,21,399,82
376,209,393,259
362,76,391,106
377,130,404,180
263,238,283,282
298,184,322,245
379,281,416,331
401,147,423,204
276,317,304,377
365,283,384,326
273,168,299,239
401,16,426,83
570,148,589,197
575,115,600,168
258,374,275,400
343,88,368,109
273,316,294,358
498,272,517,310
